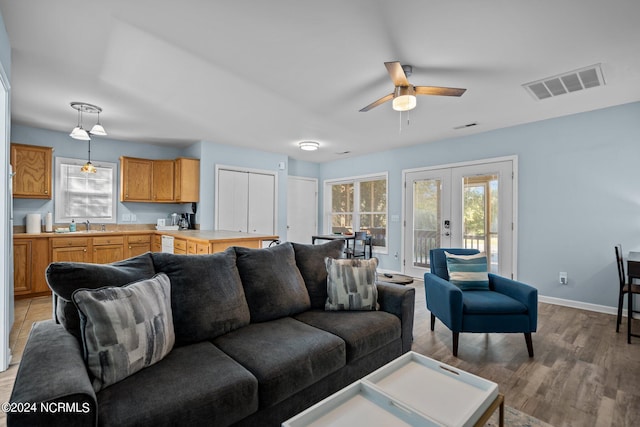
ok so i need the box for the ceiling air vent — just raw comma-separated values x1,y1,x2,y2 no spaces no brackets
523,64,605,100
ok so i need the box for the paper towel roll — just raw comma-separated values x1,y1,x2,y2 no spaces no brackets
26,213,41,234
45,212,53,232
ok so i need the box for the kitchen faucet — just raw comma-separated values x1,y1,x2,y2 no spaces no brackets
85,220,90,232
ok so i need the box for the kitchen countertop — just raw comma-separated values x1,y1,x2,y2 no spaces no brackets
14,229,279,243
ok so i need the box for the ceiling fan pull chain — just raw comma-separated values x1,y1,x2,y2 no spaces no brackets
399,111,403,134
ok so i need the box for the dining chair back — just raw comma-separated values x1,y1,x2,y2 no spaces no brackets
615,244,640,342
345,231,369,258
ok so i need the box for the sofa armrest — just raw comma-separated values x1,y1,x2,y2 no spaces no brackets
424,273,464,332
489,274,538,331
8,321,97,427
376,282,415,353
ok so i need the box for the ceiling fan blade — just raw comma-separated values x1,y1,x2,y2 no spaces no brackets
359,93,394,112
414,86,467,97
384,61,409,87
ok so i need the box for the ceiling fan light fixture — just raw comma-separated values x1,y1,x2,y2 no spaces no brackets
392,86,417,111
299,141,320,151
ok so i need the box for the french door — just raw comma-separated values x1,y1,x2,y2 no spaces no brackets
403,158,515,279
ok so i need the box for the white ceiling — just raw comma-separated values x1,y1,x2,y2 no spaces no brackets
1,0,639,162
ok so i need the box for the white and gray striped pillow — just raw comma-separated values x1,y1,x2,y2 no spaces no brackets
72,273,175,391
444,251,490,290
325,258,378,311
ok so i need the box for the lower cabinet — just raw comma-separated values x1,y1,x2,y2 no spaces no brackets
51,237,91,263
93,236,125,264
126,234,152,258
13,238,50,297
152,234,162,252
174,238,187,255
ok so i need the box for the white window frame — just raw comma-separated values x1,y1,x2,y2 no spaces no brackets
54,156,118,224
324,172,388,254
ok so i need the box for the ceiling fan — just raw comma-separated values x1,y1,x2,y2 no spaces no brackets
359,61,466,112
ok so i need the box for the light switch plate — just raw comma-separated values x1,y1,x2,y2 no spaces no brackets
122,214,131,222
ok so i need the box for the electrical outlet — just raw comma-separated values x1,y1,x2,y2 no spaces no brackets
131,214,136,222
122,214,131,222
559,272,568,285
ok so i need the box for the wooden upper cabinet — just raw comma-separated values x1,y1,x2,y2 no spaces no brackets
11,143,53,199
120,156,199,203
120,157,153,202
153,160,175,202
175,158,200,202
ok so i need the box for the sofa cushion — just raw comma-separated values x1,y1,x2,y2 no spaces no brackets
325,258,379,311
445,251,490,290
294,310,401,363
96,342,258,427
462,291,528,314
213,317,345,408
72,273,175,392
152,249,250,346
234,243,310,322
292,240,345,309
46,252,157,340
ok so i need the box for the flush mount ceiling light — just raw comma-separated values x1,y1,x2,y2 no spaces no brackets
299,141,320,151
69,102,107,140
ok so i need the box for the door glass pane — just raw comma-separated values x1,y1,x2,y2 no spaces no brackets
463,174,499,273
413,179,441,269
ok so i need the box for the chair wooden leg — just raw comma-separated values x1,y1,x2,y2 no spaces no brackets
617,291,624,333
452,332,459,357
430,313,436,331
629,293,633,344
524,333,534,357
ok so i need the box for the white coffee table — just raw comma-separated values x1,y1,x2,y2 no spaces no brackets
283,352,504,427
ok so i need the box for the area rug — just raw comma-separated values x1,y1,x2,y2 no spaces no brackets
486,405,554,427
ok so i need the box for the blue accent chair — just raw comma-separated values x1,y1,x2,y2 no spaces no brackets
424,248,538,357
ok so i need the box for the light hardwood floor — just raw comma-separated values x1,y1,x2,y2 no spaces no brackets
1,285,639,427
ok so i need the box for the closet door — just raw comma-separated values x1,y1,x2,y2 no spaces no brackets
217,169,249,232
248,173,275,234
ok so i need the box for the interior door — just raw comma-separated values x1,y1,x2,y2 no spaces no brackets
287,177,317,243
404,158,515,278
217,169,249,232
248,172,275,234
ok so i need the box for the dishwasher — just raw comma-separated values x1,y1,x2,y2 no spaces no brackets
161,235,174,253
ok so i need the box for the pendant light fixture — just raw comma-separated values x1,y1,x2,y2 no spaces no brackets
80,138,97,174
69,102,107,140
70,102,106,173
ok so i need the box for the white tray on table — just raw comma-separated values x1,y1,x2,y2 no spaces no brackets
283,351,498,427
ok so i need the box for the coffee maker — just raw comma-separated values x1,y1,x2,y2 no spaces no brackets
182,203,197,230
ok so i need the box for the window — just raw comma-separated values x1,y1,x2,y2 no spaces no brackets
54,157,117,224
326,174,387,251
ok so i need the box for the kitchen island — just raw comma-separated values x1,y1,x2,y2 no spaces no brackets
13,228,279,298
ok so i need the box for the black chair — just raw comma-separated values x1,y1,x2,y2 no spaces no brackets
615,245,640,343
345,231,369,258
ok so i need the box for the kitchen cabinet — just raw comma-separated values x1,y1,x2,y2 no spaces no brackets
13,238,50,298
152,160,175,202
120,157,153,202
51,237,91,263
152,234,162,252
121,156,199,203
126,234,151,258
175,158,200,202
10,143,53,199
92,235,125,264
173,238,187,255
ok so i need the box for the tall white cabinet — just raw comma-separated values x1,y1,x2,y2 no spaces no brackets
216,168,276,235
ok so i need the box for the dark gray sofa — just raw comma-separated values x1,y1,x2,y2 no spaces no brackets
8,241,415,427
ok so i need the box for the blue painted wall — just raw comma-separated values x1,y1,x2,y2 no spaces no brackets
11,124,191,226
319,101,640,309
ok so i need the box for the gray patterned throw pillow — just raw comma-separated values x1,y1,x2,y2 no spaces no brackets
325,258,379,311
72,273,175,392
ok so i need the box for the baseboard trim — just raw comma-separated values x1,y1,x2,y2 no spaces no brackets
539,295,630,317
